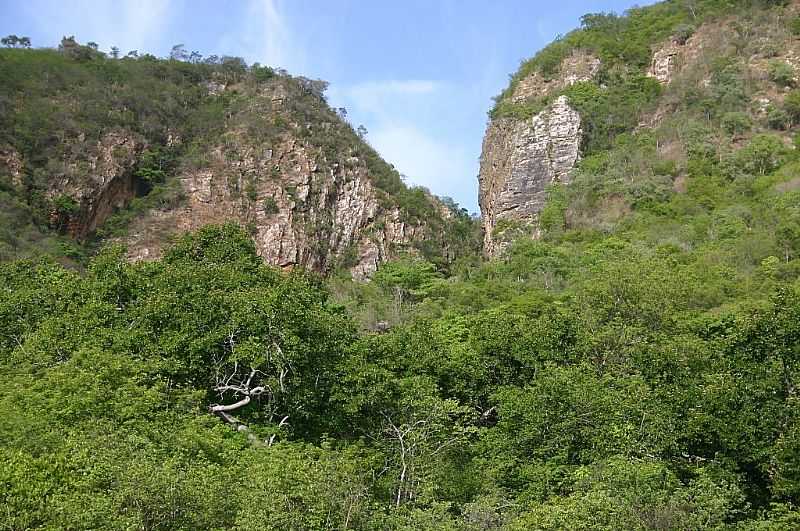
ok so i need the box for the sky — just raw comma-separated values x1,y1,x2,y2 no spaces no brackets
0,0,655,213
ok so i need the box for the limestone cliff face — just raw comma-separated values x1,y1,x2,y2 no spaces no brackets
510,52,600,103
479,54,594,256
18,73,456,277
0,146,24,188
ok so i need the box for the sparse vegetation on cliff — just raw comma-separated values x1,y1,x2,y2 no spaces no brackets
0,38,476,271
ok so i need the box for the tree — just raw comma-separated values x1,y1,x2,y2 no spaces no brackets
372,259,441,322
1,34,19,47
296,77,329,100
379,392,474,507
785,90,800,126
58,36,96,61
170,43,189,61
769,60,795,88
721,111,751,137
673,23,695,44
357,124,368,139
109,46,119,59
731,134,790,176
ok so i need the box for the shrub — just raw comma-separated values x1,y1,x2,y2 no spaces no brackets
721,111,752,136
53,194,79,216
769,60,795,88
785,90,800,124
263,196,279,215
731,134,791,176
673,24,695,45
790,16,800,36
767,106,790,130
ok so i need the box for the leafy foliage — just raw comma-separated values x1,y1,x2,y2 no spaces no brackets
7,0,800,529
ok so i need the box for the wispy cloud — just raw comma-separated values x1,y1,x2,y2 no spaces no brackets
350,80,441,96
217,0,304,73
369,123,474,204
329,79,477,210
339,80,442,117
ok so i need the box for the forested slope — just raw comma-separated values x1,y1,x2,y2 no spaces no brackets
5,0,800,529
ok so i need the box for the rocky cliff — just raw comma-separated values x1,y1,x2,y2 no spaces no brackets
0,42,473,273
479,53,595,256
479,1,800,258
121,106,439,278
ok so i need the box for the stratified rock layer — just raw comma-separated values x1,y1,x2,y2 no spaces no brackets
28,75,456,278
124,133,430,278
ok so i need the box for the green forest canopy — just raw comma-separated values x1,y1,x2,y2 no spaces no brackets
6,0,800,528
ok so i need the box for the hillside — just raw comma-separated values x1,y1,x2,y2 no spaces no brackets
6,0,800,529
0,38,478,276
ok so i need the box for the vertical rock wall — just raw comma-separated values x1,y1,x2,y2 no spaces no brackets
479,53,597,256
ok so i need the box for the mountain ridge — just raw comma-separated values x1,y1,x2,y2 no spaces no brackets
0,38,478,275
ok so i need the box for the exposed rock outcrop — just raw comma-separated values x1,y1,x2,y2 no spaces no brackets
124,137,429,277
479,97,582,256
479,54,595,256
0,146,24,188
119,82,446,278
647,23,725,87
648,43,682,84
46,130,146,238
511,50,600,103
0,52,462,277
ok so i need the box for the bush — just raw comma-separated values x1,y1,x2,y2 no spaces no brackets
785,90,800,124
769,60,796,88
673,23,696,45
721,111,752,136
790,16,800,36
53,194,79,216
262,196,279,215
731,134,791,176
767,106,791,130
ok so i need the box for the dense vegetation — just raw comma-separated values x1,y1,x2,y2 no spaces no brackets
6,0,800,528
491,0,792,133
5,214,800,528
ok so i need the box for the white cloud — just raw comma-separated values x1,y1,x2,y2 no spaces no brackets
328,78,477,210
350,80,441,97
340,80,442,116
217,0,304,73
368,123,475,209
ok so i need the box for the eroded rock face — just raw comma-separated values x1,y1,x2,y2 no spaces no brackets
47,130,146,238
123,132,433,278
511,50,600,103
0,146,24,188
648,43,682,84
646,24,725,87
479,53,595,257
28,77,452,278
479,96,582,256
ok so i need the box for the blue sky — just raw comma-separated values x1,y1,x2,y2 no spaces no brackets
1,0,655,212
